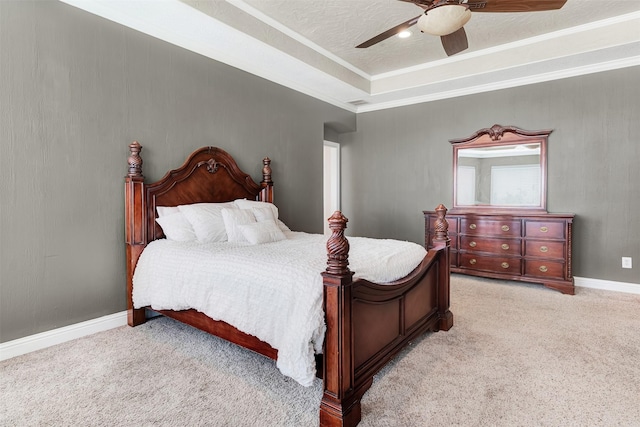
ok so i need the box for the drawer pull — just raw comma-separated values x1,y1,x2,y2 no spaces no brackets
540,226,548,233
501,262,510,269
469,258,477,265
540,246,549,253
539,265,548,273
469,241,477,248
469,223,477,230
501,225,510,232
501,243,510,250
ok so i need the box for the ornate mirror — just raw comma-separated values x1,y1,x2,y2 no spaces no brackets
450,124,551,213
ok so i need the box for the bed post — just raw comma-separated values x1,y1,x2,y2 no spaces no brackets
320,211,361,427
125,141,147,326
259,157,274,203
432,204,453,331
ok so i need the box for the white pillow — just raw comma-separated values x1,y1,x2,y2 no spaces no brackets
234,199,278,220
277,219,291,232
178,202,236,243
253,207,290,232
156,212,197,241
221,208,256,243
239,220,286,245
156,206,180,217
252,206,276,223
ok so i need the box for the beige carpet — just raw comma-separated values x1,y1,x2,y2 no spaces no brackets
2,275,639,427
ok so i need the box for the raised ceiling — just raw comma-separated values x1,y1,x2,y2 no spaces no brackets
63,0,640,112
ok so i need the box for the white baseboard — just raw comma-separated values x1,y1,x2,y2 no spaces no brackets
574,277,640,294
0,311,128,362
2,277,639,362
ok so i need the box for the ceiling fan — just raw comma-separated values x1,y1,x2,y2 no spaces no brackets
356,0,568,56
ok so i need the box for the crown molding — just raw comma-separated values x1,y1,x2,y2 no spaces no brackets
60,1,640,113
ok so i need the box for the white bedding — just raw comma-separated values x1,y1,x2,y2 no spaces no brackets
133,231,427,386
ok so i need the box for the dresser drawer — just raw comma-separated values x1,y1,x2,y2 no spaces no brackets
437,211,574,294
525,221,566,238
460,218,521,237
460,253,521,275
525,240,565,259
524,260,565,280
460,236,521,255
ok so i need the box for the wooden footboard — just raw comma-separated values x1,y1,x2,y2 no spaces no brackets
124,143,452,427
319,206,452,427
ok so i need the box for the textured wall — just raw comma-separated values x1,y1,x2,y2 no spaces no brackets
340,68,640,286
0,1,355,342
2,1,638,344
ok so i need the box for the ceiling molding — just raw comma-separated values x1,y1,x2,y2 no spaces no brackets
60,0,364,112
371,11,640,81
60,1,640,113
225,0,372,80
358,54,640,113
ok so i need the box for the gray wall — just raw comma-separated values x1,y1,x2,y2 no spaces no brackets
2,2,638,344
0,1,355,342
340,68,640,286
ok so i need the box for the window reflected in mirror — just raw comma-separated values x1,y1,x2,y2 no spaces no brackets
457,143,541,207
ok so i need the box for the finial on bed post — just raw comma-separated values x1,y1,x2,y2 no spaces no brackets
259,157,274,203
321,211,357,426
127,141,143,178
262,157,272,184
326,211,351,275
432,204,450,247
125,141,146,327
433,203,453,331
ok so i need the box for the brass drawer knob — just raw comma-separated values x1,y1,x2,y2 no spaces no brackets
469,241,477,248
501,262,510,269
540,226,549,233
501,225,510,232
469,223,477,230
469,258,477,265
539,265,548,273
501,243,510,250
540,246,549,253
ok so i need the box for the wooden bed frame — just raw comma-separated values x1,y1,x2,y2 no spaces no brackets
124,142,453,427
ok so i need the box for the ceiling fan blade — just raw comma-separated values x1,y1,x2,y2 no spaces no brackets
356,15,421,48
468,0,567,13
397,0,435,7
441,27,468,56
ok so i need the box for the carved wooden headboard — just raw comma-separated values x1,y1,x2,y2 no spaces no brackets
125,141,274,243
124,141,273,326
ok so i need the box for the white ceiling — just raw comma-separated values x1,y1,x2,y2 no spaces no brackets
63,0,640,112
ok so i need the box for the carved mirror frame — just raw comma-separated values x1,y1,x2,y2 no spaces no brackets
450,124,551,214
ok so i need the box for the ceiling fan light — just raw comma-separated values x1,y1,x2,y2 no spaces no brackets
417,5,471,36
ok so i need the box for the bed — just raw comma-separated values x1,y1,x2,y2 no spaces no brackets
124,142,453,427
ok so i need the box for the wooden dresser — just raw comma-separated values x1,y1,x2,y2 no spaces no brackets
424,211,575,294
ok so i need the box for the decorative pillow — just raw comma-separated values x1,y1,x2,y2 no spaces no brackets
252,206,291,232
234,199,279,220
252,206,277,223
156,206,180,217
221,208,256,243
156,212,197,241
178,202,236,243
277,219,291,232
238,220,287,245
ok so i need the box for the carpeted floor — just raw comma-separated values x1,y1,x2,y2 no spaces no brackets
2,275,639,427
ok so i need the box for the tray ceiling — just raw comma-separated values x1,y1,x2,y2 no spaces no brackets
62,0,640,112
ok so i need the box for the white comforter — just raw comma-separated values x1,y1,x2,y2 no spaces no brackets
133,231,427,386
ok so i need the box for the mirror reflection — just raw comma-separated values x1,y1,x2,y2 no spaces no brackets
456,143,541,207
